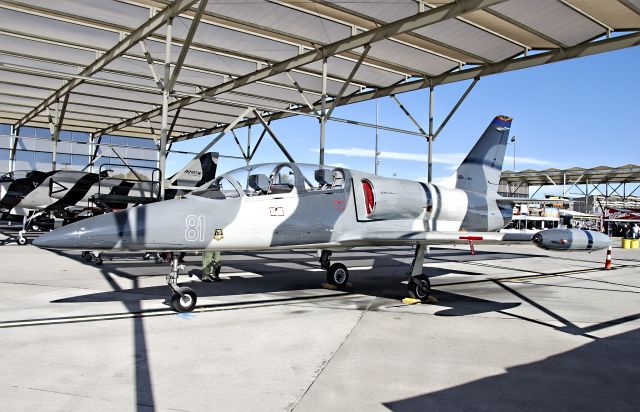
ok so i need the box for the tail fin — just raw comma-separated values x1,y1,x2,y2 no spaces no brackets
170,152,219,187
455,116,512,196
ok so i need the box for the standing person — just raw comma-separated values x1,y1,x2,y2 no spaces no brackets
633,223,640,239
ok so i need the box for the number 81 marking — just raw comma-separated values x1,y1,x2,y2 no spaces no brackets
185,215,205,241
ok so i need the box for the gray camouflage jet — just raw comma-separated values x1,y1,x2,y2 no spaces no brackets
34,116,610,312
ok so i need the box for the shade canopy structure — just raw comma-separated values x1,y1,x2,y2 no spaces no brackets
501,164,640,186
1,0,639,142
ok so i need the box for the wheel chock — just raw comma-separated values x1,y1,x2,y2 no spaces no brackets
321,283,338,290
402,296,438,305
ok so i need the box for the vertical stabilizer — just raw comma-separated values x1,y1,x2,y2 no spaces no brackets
171,152,219,187
455,116,512,196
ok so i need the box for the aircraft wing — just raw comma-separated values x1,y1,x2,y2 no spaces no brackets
339,231,533,247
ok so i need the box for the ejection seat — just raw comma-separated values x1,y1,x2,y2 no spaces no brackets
314,169,332,189
248,174,269,195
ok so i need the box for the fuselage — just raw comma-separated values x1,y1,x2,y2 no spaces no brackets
33,163,512,251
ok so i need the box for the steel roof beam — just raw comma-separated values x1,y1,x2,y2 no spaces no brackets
166,0,208,93
326,44,370,119
94,0,506,137
191,31,640,137
12,0,199,129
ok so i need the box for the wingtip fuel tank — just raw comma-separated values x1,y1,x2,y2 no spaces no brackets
531,229,611,251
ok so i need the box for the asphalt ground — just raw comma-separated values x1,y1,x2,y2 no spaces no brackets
1,224,639,411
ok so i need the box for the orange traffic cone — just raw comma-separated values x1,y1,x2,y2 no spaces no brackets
604,246,613,270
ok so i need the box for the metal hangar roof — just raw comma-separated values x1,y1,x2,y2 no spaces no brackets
0,0,639,141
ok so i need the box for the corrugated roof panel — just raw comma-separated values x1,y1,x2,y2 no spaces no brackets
0,83,52,99
0,34,96,66
0,71,65,89
367,39,459,76
414,19,524,62
233,83,314,106
267,71,357,96
68,94,154,114
0,7,119,50
184,101,248,117
0,53,79,77
136,39,258,77
567,0,640,30
73,83,160,105
215,92,290,110
491,0,605,47
324,0,418,23
302,57,405,88
206,0,351,44
8,0,151,29
160,17,299,62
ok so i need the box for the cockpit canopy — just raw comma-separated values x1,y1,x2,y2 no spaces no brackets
192,163,347,199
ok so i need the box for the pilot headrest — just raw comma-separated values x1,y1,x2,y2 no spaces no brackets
248,174,269,191
314,169,332,186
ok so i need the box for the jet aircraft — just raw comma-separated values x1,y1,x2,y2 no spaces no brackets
1,152,218,244
34,116,611,312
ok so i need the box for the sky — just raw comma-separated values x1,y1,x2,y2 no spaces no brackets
169,45,640,193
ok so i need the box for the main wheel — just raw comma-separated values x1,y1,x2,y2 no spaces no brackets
407,274,431,300
170,287,197,312
81,251,92,262
17,237,27,246
327,263,349,287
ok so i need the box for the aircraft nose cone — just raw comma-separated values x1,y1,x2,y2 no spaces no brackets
32,212,125,250
32,221,97,249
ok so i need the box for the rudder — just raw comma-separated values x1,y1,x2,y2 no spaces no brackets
455,116,512,196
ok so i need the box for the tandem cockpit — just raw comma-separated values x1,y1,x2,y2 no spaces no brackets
191,163,348,200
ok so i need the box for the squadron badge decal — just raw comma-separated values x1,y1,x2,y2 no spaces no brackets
213,229,224,241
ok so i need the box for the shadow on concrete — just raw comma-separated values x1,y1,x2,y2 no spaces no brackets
383,327,640,412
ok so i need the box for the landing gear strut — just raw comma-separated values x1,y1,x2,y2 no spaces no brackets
407,244,431,300
166,253,197,312
319,250,349,287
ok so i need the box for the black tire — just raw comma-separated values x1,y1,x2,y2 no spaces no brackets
81,251,92,262
327,263,349,287
142,253,150,261
94,258,103,266
407,274,431,300
170,287,197,312
17,237,27,246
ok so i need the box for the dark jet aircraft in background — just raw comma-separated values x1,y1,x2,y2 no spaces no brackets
1,152,218,244
34,117,610,312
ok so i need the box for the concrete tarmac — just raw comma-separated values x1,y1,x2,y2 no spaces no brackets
1,225,639,411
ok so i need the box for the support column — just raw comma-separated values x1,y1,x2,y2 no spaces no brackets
246,124,251,166
319,58,327,166
375,100,379,175
9,125,18,172
159,17,172,199
428,84,434,183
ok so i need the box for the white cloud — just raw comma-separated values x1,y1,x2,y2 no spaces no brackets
315,147,555,168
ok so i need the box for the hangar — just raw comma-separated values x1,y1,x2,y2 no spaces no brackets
1,0,639,190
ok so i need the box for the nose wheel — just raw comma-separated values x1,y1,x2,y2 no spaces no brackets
170,286,197,312
166,253,198,312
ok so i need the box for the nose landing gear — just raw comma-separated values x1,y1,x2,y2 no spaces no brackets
166,253,197,312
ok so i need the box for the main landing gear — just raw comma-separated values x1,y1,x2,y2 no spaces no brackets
319,250,349,287
166,253,197,312
406,244,431,300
